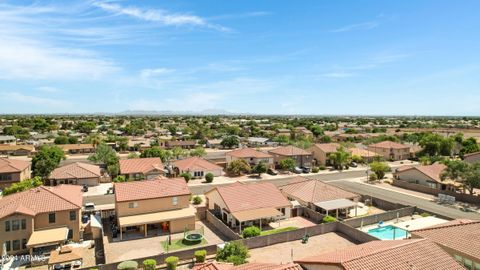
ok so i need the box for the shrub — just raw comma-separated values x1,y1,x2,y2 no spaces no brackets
319,165,326,170
226,255,245,266
322,215,337,223
142,259,156,270
311,167,320,173
205,172,214,183
194,249,207,263
117,260,138,270
216,241,249,265
180,172,192,182
192,195,203,205
242,226,261,238
420,212,430,217
369,173,378,182
165,256,179,270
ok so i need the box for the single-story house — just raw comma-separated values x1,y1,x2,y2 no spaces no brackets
225,148,274,168
308,143,340,166
294,127,313,138
269,145,313,168
393,163,457,191
0,158,32,188
205,182,291,232
119,157,166,180
276,128,291,137
246,137,276,147
367,141,410,161
171,157,223,178
0,144,35,156
206,139,223,149
58,144,95,155
165,140,197,149
193,262,302,270
0,135,16,144
48,162,103,186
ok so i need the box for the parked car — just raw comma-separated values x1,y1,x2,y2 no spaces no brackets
267,168,278,175
301,166,311,173
81,185,88,192
293,167,302,174
350,162,358,168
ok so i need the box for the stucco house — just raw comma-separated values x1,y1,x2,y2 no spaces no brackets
0,158,32,189
367,141,411,161
0,144,35,156
114,178,196,239
269,145,313,168
308,143,340,166
171,157,223,178
205,182,291,232
225,148,274,168
393,163,457,191
348,147,379,163
0,185,82,256
58,144,96,155
119,157,165,180
48,162,103,186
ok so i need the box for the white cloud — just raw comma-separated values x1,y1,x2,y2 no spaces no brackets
320,72,356,78
140,68,175,79
0,91,71,108
37,86,61,93
331,21,379,33
92,1,229,31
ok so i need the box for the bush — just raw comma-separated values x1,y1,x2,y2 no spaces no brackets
242,226,261,238
216,241,249,265
117,261,138,270
420,212,430,217
180,172,192,182
205,172,214,183
194,249,207,263
226,255,245,266
322,215,337,223
165,256,179,270
369,173,378,181
192,195,203,205
319,165,326,170
142,259,156,270
311,167,320,173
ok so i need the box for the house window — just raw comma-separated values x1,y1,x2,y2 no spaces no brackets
427,182,437,189
21,239,27,249
11,220,20,231
0,174,12,181
5,241,10,252
280,208,286,215
172,196,178,206
21,219,26,230
194,171,204,177
70,211,76,221
48,213,56,223
12,240,20,251
128,202,138,208
5,221,10,232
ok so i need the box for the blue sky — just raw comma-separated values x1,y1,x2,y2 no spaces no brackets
0,0,479,115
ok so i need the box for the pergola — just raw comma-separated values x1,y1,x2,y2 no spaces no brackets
48,246,83,270
231,207,283,232
27,227,69,256
314,199,357,219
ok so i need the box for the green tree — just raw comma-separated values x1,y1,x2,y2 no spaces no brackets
205,172,214,183
171,147,187,160
3,177,43,195
460,137,480,158
221,136,239,149
419,133,454,157
190,146,207,157
242,226,261,238
328,147,351,170
140,147,171,163
319,135,332,143
75,121,96,134
369,161,390,179
279,158,296,171
180,172,192,182
227,159,251,176
216,241,249,265
127,153,139,159
441,160,478,194
252,161,268,177
309,125,324,137
32,145,66,178
88,143,119,176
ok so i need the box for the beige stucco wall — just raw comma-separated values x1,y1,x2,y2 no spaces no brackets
226,155,274,167
0,214,33,255
34,210,82,242
179,168,223,178
395,169,438,188
0,166,32,188
308,145,331,165
116,195,191,218
169,216,196,233
367,146,410,161
271,154,312,168
50,177,99,186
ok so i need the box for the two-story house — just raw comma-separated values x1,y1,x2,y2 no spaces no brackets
114,178,196,240
0,158,31,189
0,185,82,256
225,148,274,168
269,145,313,168
119,157,166,180
307,143,340,166
367,141,410,161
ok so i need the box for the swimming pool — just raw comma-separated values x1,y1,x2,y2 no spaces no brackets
367,225,408,240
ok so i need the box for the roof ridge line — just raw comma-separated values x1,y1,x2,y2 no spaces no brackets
345,239,424,263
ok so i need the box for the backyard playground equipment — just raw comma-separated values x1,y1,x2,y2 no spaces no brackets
184,226,205,243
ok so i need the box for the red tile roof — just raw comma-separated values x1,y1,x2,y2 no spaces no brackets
207,182,291,213
0,185,82,219
119,157,164,174
0,158,30,173
280,177,358,203
369,141,410,149
411,219,480,260
296,239,464,270
312,143,340,153
192,262,302,270
269,146,311,156
172,157,222,172
395,164,446,183
226,148,272,159
49,162,101,180
114,177,190,202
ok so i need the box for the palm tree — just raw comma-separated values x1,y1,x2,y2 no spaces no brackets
328,146,351,170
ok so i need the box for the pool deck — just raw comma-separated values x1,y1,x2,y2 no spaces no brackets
360,215,449,234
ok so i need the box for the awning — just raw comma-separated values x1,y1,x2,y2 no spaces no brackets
118,206,196,227
314,199,356,211
48,246,83,265
232,207,283,222
27,227,69,248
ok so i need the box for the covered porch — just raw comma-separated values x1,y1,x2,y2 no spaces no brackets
27,227,70,256
231,207,284,233
314,199,358,219
47,246,83,270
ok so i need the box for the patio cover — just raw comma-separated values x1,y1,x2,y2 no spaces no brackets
232,207,283,222
48,247,83,265
314,199,356,211
27,227,69,248
118,207,196,227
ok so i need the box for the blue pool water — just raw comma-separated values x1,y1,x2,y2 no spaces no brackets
368,225,408,240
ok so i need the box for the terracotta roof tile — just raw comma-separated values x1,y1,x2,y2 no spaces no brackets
0,144,34,151
348,147,378,158
119,157,164,174
114,177,190,202
208,182,291,213
0,185,82,219
0,158,30,173
369,141,410,149
395,164,446,183
269,146,311,156
172,157,222,172
296,239,464,270
280,177,358,203
58,144,95,151
192,262,302,270
312,143,340,153
49,162,101,179
226,148,272,159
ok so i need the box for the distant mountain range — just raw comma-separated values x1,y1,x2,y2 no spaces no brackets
116,109,234,116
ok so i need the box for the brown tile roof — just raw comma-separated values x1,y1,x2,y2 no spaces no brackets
58,144,95,151
348,147,378,158
280,177,358,203
207,182,291,213
0,185,82,219
395,164,446,183
226,148,272,159
49,162,101,180
269,145,311,156
192,262,302,270
0,144,35,152
172,157,222,172
0,158,30,173
296,239,464,270
114,177,190,202
166,140,196,147
369,141,410,149
119,157,164,174
411,219,480,260
312,143,340,153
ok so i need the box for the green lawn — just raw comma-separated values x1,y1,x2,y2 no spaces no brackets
260,226,298,236
162,238,208,251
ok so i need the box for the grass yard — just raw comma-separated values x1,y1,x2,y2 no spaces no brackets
162,238,208,251
260,226,298,236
